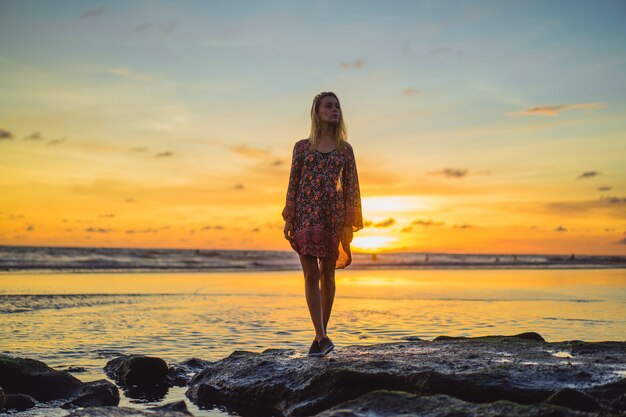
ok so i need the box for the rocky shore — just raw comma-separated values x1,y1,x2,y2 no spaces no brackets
1,332,625,416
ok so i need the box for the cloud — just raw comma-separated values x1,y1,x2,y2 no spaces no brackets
234,184,244,190
412,219,445,227
130,147,148,152
85,227,113,233
374,218,395,228
363,220,373,227
24,132,42,140
452,224,473,229
99,213,116,218
132,22,152,32
600,196,626,204
540,197,626,219
251,227,260,232
156,151,174,157
272,160,283,166
555,225,567,232
0,129,13,140
577,171,600,179
125,228,158,234
339,59,364,70
616,238,626,245
160,20,176,35
100,66,154,82
200,225,224,230
403,88,418,96
401,226,413,233
47,137,67,146
26,224,34,232
125,198,135,203
81,6,104,19
598,186,612,191
506,102,606,117
428,168,468,178
231,144,270,158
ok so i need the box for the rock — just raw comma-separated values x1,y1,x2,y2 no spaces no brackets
0,354,82,401
148,400,194,416
544,388,601,412
65,366,87,373
313,390,599,417
64,405,194,416
64,379,120,408
186,335,626,417
167,358,212,387
104,355,169,387
5,393,37,411
434,331,545,342
0,386,5,411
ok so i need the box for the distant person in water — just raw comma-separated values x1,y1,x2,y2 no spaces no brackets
282,91,363,357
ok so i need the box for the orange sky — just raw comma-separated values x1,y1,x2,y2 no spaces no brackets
1,1,625,254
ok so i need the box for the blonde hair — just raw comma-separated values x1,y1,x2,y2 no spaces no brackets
308,91,348,152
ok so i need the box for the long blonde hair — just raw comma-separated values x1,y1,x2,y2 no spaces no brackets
308,91,348,152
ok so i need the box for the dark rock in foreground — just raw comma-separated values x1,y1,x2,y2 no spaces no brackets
314,390,602,417
0,353,119,408
0,353,82,401
64,404,193,417
0,386,5,411
186,333,626,417
5,393,37,411
104,354,169,387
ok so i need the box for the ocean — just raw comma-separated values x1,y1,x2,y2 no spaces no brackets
1,246,625,416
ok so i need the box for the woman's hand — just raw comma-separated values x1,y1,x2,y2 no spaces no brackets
341,225,353,245
284,221,294,241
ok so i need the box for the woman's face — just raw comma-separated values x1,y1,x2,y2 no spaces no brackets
317,96,341,124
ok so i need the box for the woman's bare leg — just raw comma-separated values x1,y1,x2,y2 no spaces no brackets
319,256,336,333
299,254,326,342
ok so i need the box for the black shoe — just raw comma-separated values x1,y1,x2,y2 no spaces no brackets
319,336,335,356
308,340,323,357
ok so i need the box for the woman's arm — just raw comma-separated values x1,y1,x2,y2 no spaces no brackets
341,144,363,243
282,141,303,239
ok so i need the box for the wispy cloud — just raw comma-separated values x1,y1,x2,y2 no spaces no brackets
577,171,600,179
24,132,42,140
452,223,473,229
81,6,104,19
156,151,174,157
339,59,364,69
0,129,14,140
412,219,445,227
85,227,113,233
47,137,67,146
555,225,567,232
428,168,468,178
598,186,612,191
99,66,154,82
403,88,418,96
130,147,148,152
125,228,158,234
506,102,606,117
231,144,271,158
374,218,395,228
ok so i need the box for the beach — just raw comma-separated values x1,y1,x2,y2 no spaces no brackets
1,267,625,416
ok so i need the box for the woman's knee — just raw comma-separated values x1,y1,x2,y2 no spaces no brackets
303,269,320,284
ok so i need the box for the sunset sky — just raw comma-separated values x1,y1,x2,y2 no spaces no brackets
1,0,625,255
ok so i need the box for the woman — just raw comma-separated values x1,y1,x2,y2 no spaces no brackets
282,91,363,357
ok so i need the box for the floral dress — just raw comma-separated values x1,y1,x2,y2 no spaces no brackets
282,138,363,269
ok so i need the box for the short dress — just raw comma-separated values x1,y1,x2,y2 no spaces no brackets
282,138,363,269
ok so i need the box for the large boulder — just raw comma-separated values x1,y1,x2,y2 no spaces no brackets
186,334,626,417
313,390,599,417
0,354,82,401
0,354,119,407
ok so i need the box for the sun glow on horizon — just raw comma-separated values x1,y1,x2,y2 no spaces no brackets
351,236,396,253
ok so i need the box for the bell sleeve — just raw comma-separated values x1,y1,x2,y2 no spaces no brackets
342,143,363,232
281,141,303,222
